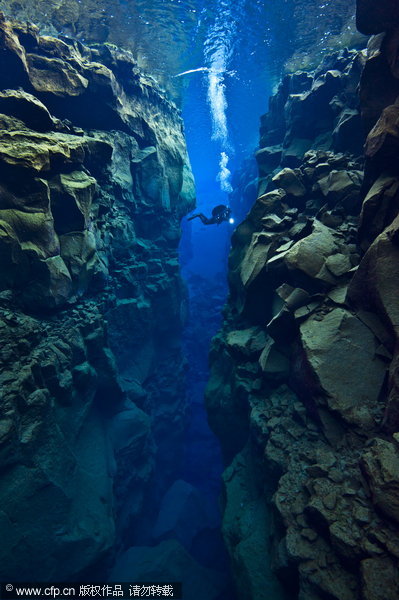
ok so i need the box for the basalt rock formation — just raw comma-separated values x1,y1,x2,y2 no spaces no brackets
0,14,196,581
207,29,399,600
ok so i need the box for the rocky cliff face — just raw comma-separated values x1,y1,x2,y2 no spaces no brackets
0,13,195,580
207,10,399,600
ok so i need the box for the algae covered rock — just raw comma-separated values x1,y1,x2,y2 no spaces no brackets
0,15,194,313
0,13,195,584
0,128,111,310
26,53,90,96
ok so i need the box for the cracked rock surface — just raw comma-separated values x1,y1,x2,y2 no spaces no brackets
0,13,196,581
207,38,399,600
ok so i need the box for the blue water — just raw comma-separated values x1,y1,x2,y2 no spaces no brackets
174,7,269,595
178,0,272,282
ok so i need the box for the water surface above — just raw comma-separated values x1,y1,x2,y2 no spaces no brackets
1,0,362,213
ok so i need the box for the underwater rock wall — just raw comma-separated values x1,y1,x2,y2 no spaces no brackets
0,14,195,580
206,24,399,600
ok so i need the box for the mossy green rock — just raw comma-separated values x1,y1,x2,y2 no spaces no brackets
0,14,194,584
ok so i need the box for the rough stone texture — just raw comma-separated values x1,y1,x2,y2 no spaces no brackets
272,168,306,198
259,48,365,176
299,308,386,428
360,557,399,600
207,40,399,600
358,173,399,250
0,15,195,581
221,444,287,600
359,34,399,140
361,438,399,524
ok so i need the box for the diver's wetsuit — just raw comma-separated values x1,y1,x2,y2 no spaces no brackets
188,204,231,225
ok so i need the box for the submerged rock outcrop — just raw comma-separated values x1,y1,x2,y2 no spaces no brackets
0,14,196,580
207,16,399,600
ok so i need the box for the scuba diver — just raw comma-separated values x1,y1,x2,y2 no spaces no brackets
188,204,233,225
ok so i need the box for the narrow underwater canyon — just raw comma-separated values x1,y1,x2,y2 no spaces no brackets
1,1,399,599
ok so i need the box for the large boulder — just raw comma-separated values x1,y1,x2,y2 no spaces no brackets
226,327,267,358
239,232,275,288
256,145,282,176
269,219,339,285
365,101,399,166
285,70,343,143
358,173,399,250
272,168,306,198
317,169,362,213
348,214,399,340
359,35,399,135
299,308,387,428
333,108,364,156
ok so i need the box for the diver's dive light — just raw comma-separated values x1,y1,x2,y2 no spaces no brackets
229,218,235,224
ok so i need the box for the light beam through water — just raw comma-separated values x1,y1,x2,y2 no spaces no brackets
204,0,245,195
